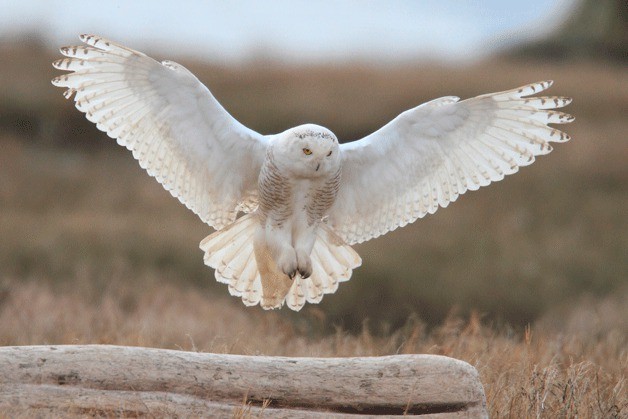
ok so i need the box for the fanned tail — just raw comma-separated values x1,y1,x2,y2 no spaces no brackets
200,215,361,311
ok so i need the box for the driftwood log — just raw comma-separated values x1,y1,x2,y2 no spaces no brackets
0,345,487,418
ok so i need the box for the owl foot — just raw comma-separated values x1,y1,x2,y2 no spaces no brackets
278,249,298,279
298,266,311,279
296,250,312,279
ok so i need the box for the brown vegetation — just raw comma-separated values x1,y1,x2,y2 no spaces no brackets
0,277,625,417
0,37,626,416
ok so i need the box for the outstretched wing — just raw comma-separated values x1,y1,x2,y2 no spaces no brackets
52,34,268,230
329,81,573,244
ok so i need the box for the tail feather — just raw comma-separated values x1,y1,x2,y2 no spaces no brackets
201,215,252,266
285,278,306,311
229,255,263,308
221,243,252,281
305,267,325,304
311,246,339,293
200,215,362,311
229,252,256,294
241,273,262,307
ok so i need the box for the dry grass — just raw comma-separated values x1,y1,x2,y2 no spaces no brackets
0,37,627,416
0,276,625,417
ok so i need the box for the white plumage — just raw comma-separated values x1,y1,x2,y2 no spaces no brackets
53,35,574,311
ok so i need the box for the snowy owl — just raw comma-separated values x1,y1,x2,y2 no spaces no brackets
52,35,574,311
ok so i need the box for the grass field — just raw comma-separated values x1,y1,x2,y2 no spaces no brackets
0,38,626,416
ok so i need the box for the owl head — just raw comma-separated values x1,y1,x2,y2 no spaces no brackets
272,124,341,178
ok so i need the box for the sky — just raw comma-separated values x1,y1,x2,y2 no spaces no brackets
1,0,576,64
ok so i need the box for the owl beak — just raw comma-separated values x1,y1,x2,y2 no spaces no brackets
315,163,320,171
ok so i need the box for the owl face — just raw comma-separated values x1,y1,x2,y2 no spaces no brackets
274,124,341,178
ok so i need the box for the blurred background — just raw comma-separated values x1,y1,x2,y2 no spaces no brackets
1,0,626,336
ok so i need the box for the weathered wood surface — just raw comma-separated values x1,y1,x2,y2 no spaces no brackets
0,345,487,418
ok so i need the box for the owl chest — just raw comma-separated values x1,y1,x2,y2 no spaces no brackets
258,169,337,228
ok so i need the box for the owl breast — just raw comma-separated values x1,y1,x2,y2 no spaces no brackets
257,149,341,229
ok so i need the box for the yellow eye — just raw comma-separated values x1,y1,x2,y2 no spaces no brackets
303,148,312,155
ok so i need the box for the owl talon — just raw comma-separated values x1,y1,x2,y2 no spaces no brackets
282,267,297,280
277,249,298,279
296,250,312,279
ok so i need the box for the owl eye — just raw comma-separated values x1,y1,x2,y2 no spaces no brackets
303,148,312,155
327,151,332,157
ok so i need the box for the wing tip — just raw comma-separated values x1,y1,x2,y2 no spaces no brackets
518,80,553,96
51,58,73,71
559,96,573,108
537,80,553,90
78,34,121,52
79,33,103,45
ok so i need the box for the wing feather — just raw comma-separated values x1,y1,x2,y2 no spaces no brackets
331,81,573,244
52,34,268,230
